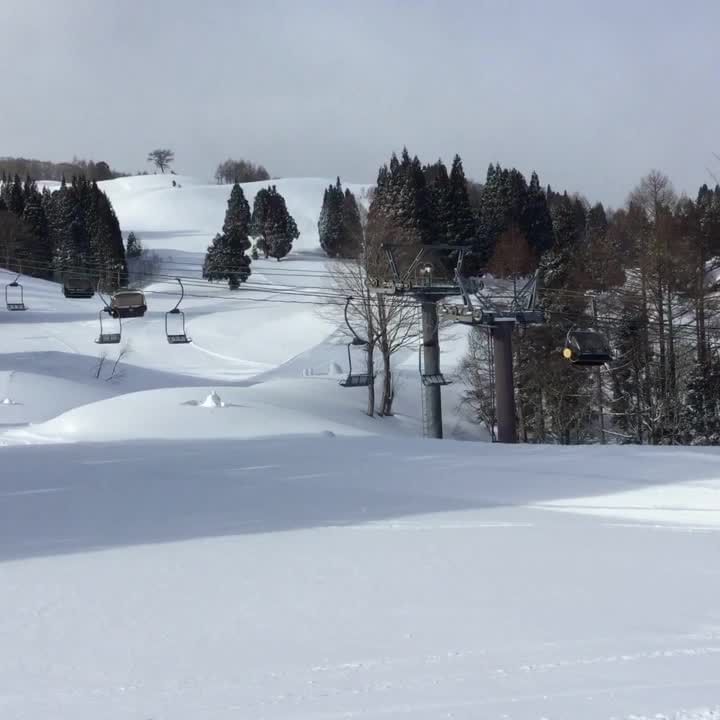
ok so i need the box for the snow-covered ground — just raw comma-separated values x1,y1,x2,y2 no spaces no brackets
1,174,719,719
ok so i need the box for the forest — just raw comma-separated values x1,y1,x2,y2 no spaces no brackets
319,149,720,445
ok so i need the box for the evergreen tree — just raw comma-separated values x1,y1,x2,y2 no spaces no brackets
340,188,363,257
447,155,479,271
428,160,452,246
523,171,554,258
126,231,143,258
7,174,24,216
222,182,251,235
89,184,127,289
250,185,298,261
318,178,344,257
202,234,225,282
366,148,434,277
203,183,253,288
22,191,52,277
318,178,362,258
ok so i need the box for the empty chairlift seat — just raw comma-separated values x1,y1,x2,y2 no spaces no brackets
96,307,122,344
5,275,26,311
339,339,373,388
165,278,191,344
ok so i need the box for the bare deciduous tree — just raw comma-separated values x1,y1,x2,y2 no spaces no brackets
147,149,174,174
322,250,420,417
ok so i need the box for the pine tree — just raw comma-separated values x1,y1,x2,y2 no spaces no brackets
89,185,127,289
428,160,452,246
202,234,225,282
126,232,143,258
523,171,554,259
340,188,363,257
203,183,252,288
222,183,251,235
22,191,52,278
318,179,344,257
7,174,24,216
250,185,298,261
366,148,434,277
318,178,362,258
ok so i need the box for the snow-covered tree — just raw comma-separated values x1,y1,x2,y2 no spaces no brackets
203,183,252,288
126,232,143,259
250,185,299,261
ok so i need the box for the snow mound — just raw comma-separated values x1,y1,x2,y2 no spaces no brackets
200,390,224,408
8,384,372,443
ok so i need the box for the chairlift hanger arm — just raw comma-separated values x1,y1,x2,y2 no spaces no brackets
170,277,185,313
343,296,369,345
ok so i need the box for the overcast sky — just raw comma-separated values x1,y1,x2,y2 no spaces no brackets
1,0,718,207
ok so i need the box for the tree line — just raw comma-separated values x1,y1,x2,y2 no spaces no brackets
0,174,127,290
321,149,557,418
459,169,720,446
0,157,122,183
320,148,720,447
214,158,270,185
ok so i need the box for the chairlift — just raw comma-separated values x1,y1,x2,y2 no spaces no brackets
63,274,95,299
5,275,26,311
96,306,122,344
338,297,374,388
165,278,191,344
562,328,612,367
418,343,451,386
340,338,373,388
95,288,121,344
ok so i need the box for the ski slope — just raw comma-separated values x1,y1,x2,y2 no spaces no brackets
1,175,720,719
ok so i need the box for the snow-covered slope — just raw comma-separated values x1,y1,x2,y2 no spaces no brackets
100,174,372,254
2,437,720,719
3,175,720,719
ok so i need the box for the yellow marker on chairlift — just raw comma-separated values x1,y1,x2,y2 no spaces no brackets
562,347,574,360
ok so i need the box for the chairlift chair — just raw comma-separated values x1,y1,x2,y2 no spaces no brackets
562,328,612,367
165,278,191,344
110,289,147,318
338,297,374,388
5,275,26,311
418,343,451,386
63,275,95,299
96,307,121,344
339,338,373,388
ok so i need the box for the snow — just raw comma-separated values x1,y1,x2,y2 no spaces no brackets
2,439,720,719
2,175,720,719
99,174,371,255
199,389,224,407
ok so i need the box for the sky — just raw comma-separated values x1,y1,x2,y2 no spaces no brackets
1,0,719,208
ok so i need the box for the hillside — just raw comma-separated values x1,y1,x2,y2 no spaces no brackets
100,174,372,253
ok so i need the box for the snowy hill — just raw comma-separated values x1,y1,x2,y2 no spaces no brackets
2,175,720,719
100,174,372,253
